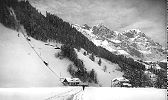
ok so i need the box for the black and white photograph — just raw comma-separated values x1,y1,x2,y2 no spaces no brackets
0,0,167,100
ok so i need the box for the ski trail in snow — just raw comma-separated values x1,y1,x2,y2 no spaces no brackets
45,89,74,100
72,90,84,100
45,87,82,100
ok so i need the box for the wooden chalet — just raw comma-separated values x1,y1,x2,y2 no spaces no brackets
61,77,81,86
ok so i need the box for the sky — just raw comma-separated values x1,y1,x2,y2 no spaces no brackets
30,0,166,46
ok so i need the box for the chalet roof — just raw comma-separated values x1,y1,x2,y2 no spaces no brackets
62,77,81,83
122,83,132,86
112,77,129,82
78,82,89,86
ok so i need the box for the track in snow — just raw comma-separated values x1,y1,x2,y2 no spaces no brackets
45,87,83,100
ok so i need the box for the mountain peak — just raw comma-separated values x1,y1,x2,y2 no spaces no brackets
96,23,107,28
82,24,91,30
123,29,141,34
121,29,145,38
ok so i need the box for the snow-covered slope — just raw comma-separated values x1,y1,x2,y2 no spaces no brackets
30,37,73,79
75,49,124,87
0,24,72,87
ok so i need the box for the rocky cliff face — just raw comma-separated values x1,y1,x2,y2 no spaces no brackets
72,24,165,61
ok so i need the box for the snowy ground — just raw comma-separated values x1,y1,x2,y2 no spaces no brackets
0,24,65,87
76,49,124,87
29,37,73,79
0,87,82,100
0,87,166,100
81,87,166,100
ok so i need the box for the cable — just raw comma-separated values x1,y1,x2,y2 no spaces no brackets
21,29,60,79
11,8,60,79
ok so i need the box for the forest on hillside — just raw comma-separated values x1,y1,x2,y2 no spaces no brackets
0,0,166,88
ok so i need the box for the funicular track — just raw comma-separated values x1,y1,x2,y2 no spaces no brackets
10,8,85,100
9,7,61,80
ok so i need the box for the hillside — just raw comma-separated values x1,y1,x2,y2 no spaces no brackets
75,49,123,86
0,24,62,87
0,0,166,88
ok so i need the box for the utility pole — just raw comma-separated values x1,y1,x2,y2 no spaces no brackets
59,72,62,82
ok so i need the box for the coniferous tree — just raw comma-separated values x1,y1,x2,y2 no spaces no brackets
98,58,102,66
89,53,95,61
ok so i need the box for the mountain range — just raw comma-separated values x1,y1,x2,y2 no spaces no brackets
72,24,166,62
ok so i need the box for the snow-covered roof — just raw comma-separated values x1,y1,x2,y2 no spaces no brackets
62,78,81,83
122,83,132,86
112,77,129,82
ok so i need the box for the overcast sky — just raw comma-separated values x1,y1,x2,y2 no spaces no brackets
30,0,166,46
